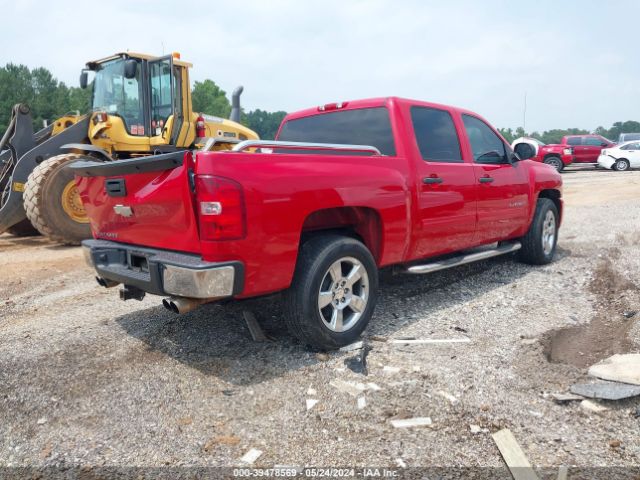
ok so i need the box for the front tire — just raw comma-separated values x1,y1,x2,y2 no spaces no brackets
283,234,378,350
614,159,630,171
543,156,564,172
519,198,559,265
23,154,92,245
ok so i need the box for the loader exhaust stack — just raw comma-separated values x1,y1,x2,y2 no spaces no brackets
230,86,243,123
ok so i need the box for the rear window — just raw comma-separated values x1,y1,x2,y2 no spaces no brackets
566,137,581,145
278,107,396,156
410,106,462,163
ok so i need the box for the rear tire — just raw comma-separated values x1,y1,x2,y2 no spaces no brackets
23,154,91,245
283,234,378,350
6,219,40,237
543,156,564,172
519,198,559,265
614,159,630,171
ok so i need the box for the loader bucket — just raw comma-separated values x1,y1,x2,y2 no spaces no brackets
0,104,89,233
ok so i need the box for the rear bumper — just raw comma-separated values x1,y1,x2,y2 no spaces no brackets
82,239,244,299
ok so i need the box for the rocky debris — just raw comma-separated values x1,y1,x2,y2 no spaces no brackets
389,338,470,345
588,354,640,386
491,428,539,480
239,448,263,465
242,311,270,342
570,381,640,400
580,399,609,414
551,393,584,403
357,396,367,410
344,345,372,375
306,399,318,411
390,417,432,428
330,380,368,397
339,341,364,352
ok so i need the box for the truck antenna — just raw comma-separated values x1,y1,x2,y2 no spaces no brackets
523,91,527,136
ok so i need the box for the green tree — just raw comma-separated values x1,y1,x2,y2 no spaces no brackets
191,79,231,118
243,109,287,140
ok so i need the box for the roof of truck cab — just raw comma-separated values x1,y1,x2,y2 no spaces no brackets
282,97,479,122
86,52,193,68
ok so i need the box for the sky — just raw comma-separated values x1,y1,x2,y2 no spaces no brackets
2,0,639,133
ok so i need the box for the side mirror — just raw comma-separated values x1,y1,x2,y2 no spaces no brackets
600,142,608,147
124,59,138,79
513,143,535,160
79,70,88,89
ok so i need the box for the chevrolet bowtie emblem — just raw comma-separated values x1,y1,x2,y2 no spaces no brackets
113,204,133,217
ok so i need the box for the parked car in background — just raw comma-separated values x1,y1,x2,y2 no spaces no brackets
73,97,563,349
597,141,640,171
511,137,573,172
560,135,614,164
617,133,640,144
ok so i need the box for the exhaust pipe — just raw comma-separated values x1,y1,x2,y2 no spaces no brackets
230,86,243,123
162,297,212,314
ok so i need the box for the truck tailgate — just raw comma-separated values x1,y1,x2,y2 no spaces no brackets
71,152,200,253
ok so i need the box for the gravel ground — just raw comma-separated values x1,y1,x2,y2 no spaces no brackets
0,168,639,477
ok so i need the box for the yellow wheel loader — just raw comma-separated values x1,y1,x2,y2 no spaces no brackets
0,52,257,244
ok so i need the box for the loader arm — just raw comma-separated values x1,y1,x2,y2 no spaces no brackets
0,107,90,233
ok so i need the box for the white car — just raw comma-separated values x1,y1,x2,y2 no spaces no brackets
597,141,640,171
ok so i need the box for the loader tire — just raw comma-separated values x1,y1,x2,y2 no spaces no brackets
6,219,40,237
23,154,91,245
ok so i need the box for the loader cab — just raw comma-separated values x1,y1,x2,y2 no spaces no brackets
82,52,193,154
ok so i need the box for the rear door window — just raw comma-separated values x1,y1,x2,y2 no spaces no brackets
410,107,462,162
584,137,603,146
278,107,396,156
566,137,582,146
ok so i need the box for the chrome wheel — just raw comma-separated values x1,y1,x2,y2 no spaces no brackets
545,157,562,171
318,256,369,332
542,210,556,255
615,159,629,171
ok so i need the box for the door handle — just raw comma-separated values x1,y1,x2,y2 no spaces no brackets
479,176,494,183
423,176,443,184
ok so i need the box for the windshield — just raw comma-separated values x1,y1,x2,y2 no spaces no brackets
92,58,144,136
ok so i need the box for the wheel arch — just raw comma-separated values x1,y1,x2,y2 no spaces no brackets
299,206,383,264
537,189,562,223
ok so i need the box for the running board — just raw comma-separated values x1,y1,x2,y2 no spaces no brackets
406,242,522,275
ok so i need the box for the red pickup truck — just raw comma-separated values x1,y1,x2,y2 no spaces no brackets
511,137,573,172
73,97,563,349
560,134,614,164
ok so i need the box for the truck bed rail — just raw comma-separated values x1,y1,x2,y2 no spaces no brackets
231,140,382,156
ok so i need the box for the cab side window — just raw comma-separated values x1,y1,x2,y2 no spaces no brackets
566,137,581,146
411,107,462,163
462,114,507,164
621,142,640,150
584,137,603,146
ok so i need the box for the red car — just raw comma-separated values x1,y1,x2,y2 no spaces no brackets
74,97,563,349
511,137,574,172
561,134,614,164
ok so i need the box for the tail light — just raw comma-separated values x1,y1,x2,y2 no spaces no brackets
196,114,206,138
195,175,246,240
